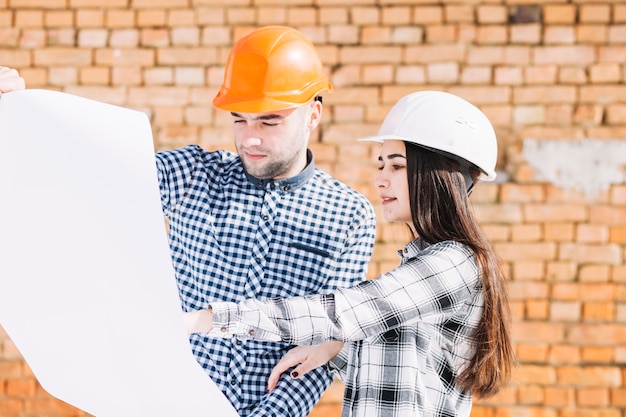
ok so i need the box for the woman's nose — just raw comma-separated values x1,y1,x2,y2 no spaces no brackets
374,173,388,188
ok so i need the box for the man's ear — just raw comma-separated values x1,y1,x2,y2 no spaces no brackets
307,99,323,132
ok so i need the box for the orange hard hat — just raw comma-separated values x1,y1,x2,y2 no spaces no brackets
212,26,333,113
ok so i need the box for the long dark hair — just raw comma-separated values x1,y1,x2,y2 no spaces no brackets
405,142,514,398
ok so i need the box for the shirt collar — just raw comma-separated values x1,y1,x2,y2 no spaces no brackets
398,238,431,260
244,149,315,193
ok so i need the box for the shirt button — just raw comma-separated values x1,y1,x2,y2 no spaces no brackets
235,339,242,346
249,329,255,336
230,378,237,385
220,326,227,333
262,214,269,221
255,257,262,263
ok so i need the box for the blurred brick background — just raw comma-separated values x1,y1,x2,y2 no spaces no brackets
1,0,626,416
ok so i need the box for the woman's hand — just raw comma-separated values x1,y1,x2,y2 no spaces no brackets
0,67,25,94
267,341,344,392
184,308,213,334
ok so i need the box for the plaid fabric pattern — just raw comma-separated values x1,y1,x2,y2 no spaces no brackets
155,145,376,416
212,240,483,417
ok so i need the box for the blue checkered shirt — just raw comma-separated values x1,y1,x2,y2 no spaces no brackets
155,145,376,416
211,240,483,417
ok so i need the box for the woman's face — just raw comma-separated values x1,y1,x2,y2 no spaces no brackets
374,140,412,225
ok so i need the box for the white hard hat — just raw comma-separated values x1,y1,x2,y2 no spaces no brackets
358,91,498,181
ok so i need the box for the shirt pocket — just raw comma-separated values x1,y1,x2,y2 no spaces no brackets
288,242,333,258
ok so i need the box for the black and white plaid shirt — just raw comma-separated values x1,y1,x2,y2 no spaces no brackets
155,145,376,416
211,239,483,417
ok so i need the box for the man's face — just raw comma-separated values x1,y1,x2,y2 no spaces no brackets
231,101,320,180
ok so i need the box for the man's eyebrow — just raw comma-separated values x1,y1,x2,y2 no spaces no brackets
230,112,283,121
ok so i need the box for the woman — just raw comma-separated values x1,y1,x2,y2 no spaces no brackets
186,91,514,417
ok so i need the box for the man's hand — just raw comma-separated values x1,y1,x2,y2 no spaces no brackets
267,341,344,392
184,308,213,334
0,67,25,94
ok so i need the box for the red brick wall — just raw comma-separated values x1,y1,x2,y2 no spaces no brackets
1,1,626,416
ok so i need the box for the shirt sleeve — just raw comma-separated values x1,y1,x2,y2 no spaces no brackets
210,242,480,345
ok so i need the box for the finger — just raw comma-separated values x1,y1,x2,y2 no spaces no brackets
267,353,300,391
289,358,318,379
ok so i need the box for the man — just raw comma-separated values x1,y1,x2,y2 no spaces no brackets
0,26,376,416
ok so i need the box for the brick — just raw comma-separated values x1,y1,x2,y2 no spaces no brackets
95,48,155,66
329,25,359,45
544,26,576,44
526,300,549,319
474,203,523,223
508,281,550,300
581,346,614,363
534,46,595,66
567,324,626,345
137,10,167,27
426,62,458,83
33,48,92,66
425,25,457,44
589,205,626,225
6,378,36,396
171,27,200,46
157,47,218,65
576,224,609,243
544,386,575,406
444,5,474,23
546,261,577,281
15,10,44,27
576,25,608,44
583,302,615,321
461,66,492,84
559,67,587,84
543,5,577,24
109,29,140,48
511,321,569,343
381,6,412,25
286,8,317,25
407,44,466,64
111,67,142,86
516,343,549,362
319,7,348,24
79,66,109,85
340,46,402,64
18,29,46,48
477,5,508,24
44,10,74,27
76,9,104,27
391,26,424,44
510,24,541,44
167,9,196,26
495,66,523,85
579,264,610,282
414,6,443,24
514,105,545,125
518,385,543,405
523,204,587,222
514,86,577,104
350,7,379,25
514,364,557,385
550,345,581,364
77,28,108,47
105,10,135,28
511,225,542,242
550,301,581,321
556,366,622,387
579,4,611,23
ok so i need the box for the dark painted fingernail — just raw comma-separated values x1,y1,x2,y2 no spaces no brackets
291,371,299,378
